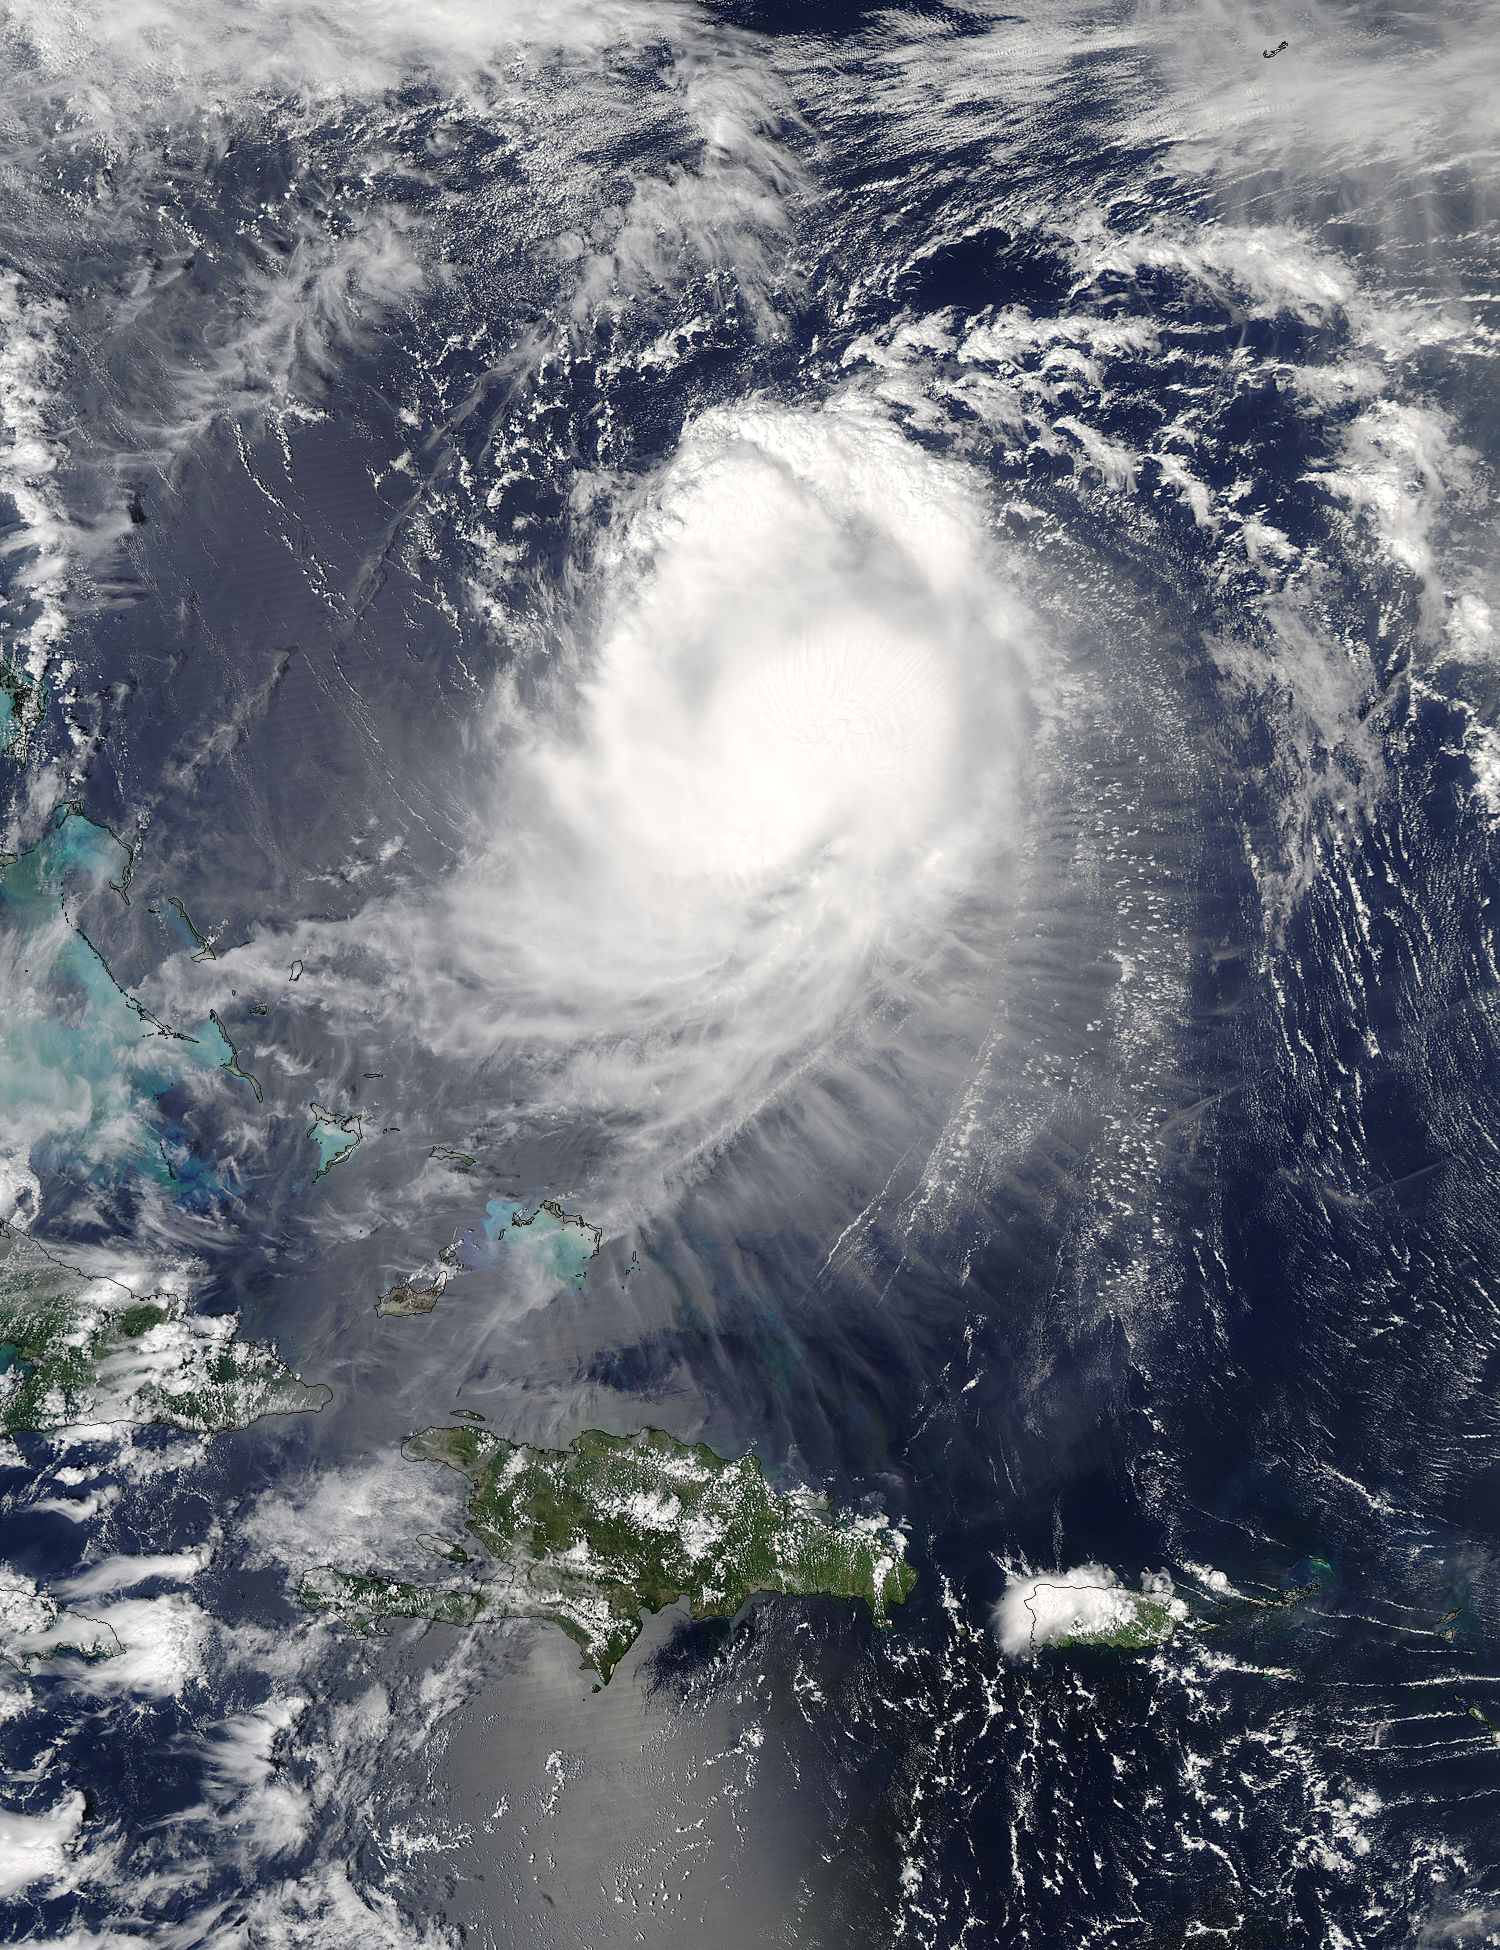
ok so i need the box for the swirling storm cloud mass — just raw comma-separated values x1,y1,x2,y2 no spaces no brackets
2,0,1500,1945
354,400,1032,1209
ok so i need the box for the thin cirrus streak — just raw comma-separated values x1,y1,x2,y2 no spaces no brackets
0,0,806,734
2,0,1500,1941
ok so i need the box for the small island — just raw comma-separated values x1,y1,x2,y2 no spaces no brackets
149,895,216,963
377,1198,602,1317
302,1424,916,1682
308,1103,362,1178
377,1246,458,1317
995,1565,1187,1657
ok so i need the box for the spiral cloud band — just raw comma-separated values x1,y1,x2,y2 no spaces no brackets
425,399,1034,1198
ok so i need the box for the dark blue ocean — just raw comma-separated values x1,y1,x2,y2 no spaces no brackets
3,0,1500,1942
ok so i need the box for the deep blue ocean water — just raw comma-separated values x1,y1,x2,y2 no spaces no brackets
3,0,1500,1942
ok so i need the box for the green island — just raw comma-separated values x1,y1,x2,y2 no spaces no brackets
377,1246,458,1317
997,1567,1191,1657
0,658,46,759
301,1424,916,1682
0,1223,331,1436
0,1567,117,1670
1052,1592,1179,1650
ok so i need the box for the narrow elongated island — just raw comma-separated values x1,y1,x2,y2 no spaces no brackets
302,1424,916,1682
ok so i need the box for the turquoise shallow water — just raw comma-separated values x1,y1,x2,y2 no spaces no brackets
2,0,1500,1942
461,1197,601,1286
0,809,250,1200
